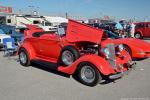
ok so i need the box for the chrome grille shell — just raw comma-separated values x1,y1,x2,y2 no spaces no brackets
106,43,117,69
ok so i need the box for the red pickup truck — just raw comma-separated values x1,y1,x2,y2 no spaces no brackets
134,22,150,39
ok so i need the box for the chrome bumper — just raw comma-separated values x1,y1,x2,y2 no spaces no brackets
109,72,123,79
109,62,136,80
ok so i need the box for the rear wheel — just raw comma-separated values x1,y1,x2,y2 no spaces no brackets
77,62,102,87
19,48,30,67
134,32,142,39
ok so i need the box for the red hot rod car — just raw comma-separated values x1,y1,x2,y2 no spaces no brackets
18,20,135,86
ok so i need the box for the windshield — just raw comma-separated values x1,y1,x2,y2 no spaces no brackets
104,30,120,39
45,22,52,26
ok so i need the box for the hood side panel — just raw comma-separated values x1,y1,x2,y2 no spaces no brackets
66,19,103,43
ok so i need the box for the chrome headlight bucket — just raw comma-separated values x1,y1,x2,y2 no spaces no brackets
101,48,110,59
118,44,124,52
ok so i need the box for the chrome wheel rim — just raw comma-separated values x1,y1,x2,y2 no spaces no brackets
62,50,74,65
20,52,27,64
135,34,141,38
80,65,95,83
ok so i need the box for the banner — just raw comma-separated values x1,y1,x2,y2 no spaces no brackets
0,6,12,13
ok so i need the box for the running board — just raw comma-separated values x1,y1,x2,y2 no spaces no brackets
32,59,59,70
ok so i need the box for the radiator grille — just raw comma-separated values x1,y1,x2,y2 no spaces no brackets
106,43,117,69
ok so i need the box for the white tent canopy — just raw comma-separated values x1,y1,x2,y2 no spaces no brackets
44,16,68,26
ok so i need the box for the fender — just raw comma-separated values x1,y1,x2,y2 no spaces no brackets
18,41,36,60
58,54,115,75
117,50,132,64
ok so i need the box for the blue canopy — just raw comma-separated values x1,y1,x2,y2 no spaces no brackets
115,22,123,30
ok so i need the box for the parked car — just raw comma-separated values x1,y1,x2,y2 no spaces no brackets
0,29,11,48
134,22,150,39
8,27,25,43
104,30,150,59
0,25,25,44
99,22,117,31
18,19,135,86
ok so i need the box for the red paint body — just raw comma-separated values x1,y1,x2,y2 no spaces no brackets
112,38,150,58
19,19,132,76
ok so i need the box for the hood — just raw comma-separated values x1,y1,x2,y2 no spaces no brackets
126,38,150,47
121,38,150,51
66,19,103,44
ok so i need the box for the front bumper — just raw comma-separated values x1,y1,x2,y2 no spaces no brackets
107,49,136,80
109,62,136,80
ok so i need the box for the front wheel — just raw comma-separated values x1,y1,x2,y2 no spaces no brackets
60,46,80,66
123,45,132,58
19,48,30,67
77,62,102,87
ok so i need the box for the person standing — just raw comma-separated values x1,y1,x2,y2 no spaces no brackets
115,22,123,37
126,23,131,38
130,22,136,37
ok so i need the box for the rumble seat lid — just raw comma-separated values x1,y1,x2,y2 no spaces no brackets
66,19,103,44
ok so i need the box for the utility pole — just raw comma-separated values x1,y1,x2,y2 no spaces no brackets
65,12,68,19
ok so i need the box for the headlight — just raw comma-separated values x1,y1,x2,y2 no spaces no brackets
118,44,124,51
101,48,110,58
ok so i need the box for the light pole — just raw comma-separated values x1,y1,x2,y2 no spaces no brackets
28,5,34,15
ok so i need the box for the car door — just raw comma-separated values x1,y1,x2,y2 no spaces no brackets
144,23,150,37
137,23,145,36
31,32,44,56
38,32,62,62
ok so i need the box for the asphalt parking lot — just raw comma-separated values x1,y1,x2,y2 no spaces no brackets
0,40,150,100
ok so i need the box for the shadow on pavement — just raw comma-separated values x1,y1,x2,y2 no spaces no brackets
31,62,70,78
133,57,148,61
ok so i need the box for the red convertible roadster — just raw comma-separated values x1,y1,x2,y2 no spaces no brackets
18,20,135,86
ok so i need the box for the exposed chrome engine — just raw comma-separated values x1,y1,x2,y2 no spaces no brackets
78,42,124,70
78,42,99,54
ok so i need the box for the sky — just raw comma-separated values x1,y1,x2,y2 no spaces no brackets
0,0,150,21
